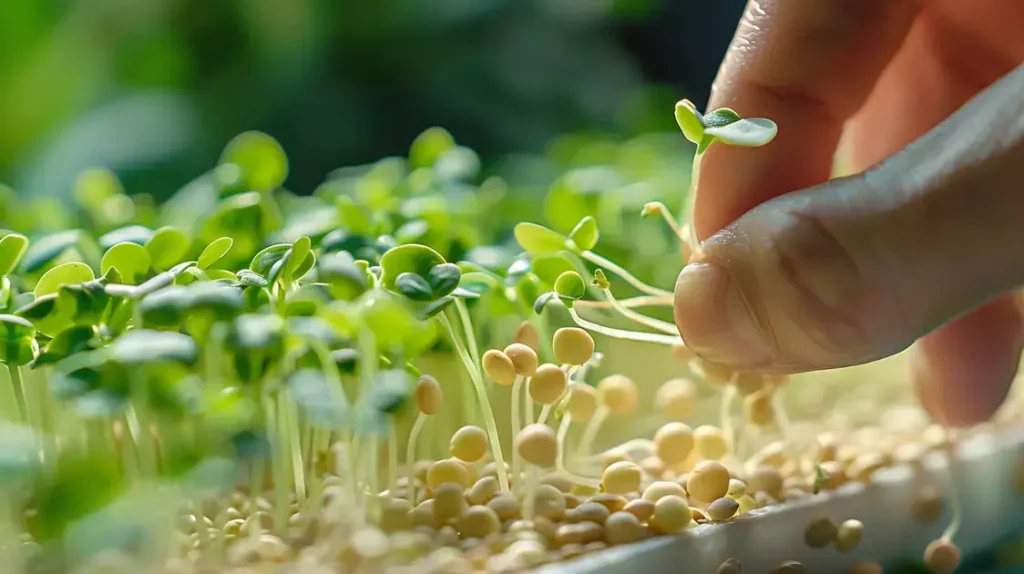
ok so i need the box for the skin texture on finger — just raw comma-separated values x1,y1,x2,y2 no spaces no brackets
674,64,1024,374
694,0,922,240
839,1,1024,427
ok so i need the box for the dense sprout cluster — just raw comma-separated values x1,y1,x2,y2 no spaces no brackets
0,105,1015,574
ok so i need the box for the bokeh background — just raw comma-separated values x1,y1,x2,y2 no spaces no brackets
0,0,747,202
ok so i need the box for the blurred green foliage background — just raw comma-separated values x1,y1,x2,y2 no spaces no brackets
0,0,746,203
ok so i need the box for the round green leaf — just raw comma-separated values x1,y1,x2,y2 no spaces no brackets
702,107,742,128
250,244,291,278
21,230,81,273
378,244,446,292
530,253,575,286
0,314,34,340
98,225,153,249
704,118,779,148
198,237,234,270
101,243,151,284
409,127,455,169
426,263,461,298
395,273,433,302
568,216,599,251
514,223,570,256
336,196,373,236
0,233,28,276
146,227,190,272
35,262,95,298
16,292,77,337
285,236,312,282
73,168,123,212
220,131,289,191
674,99,705,144
111,330,197,365
553,271,586,300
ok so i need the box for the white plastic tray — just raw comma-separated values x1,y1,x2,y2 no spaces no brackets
540,428,1024,574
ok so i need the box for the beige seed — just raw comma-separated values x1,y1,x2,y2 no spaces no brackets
552,327,595,366
589,493,628,514
727,479,747,498
733,372,765,396
707,497,739,521
602,461,642,495
771,561,808,574
804,517,837,549
596,375,638,415
604,512,645,545
748,466,784,499
654,422,695,467
736,494,757,514
482,350,517,385
467,476,500,506
687,460,731,503
641,481,686,503
433,483,468,525
655,378,696,420
529,364,568,405
415,375,443,415
602,450,630,471
622,499,655,523
540,472,573,493
457,506,501,539
504,343,539,377
571,502,611,524
426,458,470,489
651,495,691,534
924,539,961,573
836,519,864,553
486,494,520,521
450,426,489,463
640,456,667,479
716,558,742,574
567,383,598,422
532,484,567,521
745,390,774,427
379,498,413,533
694,426,728,460
516,424,558,467
515,321,541,352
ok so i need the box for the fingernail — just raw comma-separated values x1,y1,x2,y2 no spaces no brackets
674,263,772,368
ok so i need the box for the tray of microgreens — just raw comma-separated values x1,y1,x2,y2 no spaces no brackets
0,96,1022,574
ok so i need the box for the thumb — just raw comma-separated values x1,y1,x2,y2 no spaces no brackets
673,64,1024,372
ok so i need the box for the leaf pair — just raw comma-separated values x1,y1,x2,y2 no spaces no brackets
674,99,778,154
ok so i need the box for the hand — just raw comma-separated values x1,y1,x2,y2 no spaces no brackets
672,0,1024,427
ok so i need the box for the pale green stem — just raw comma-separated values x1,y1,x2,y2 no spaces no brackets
387,418,399,491
37,371,57,470
438,311,510,492
454,298,481,369
119,416,141,484
579,250,672,298
367,436,381,522
600,287,678,335
568,307,681,346
7,365,27,425
573,405,608,464
941,428,962,542
510,375,523,496
685,151,704,250
525,381,535,426
574,295,673,310
556,415,601,488
770,387,792,439
268,396,290,536
286,394,306,506
646,201,687,241
406,413,427,506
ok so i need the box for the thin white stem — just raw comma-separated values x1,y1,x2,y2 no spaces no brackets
537,404,553,426
574,295,673,310
770,387,792,438
387,418,399,491
454,298,482,369
525,378,534,426
438,312,510,492
601,287,678,335
556,416,601,488
522,466,540,521
941,428,962,542
720,385,737,457
647,201,687,241
406,413,427,506
511,375,523,496
574,405,609,463
568,307,681,346
579,250,672,298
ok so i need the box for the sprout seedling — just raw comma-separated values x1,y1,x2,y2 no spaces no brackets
530,363,567,425
516,424,558,521
575,375,638,463
450,425,488,463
